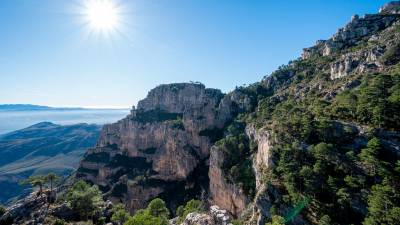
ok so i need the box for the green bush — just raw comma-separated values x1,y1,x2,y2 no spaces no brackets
124,198,169,225
124,209,168,225
176,199,204,223
265,215,285,225
147,198,169,218
66,180,104,220
111,203,130,225
215,121,256,196
381,42,400,66
53,219,66,225
0,205,5,217
364,180,400,225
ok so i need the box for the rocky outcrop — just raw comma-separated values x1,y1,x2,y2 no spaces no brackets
380,1,400,14
0,191,49,224
179,213,214,225
173,205,234,225
0,190,78,225
77,83,252,213
208,125,275,221
329,46,385,79
245,126,273,188
302,13,399,60
0,189,114,225
243,126,275,225
301,5,400,80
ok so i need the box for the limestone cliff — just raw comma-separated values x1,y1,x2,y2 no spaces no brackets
208,145,249,216
302,6,400,80
76,83,252,212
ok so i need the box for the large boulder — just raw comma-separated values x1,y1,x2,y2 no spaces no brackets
175,205,233,225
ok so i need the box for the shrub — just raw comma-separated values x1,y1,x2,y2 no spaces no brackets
66,180,104,220
53,219,66,225
124,199,169,225
265,215,285,225
0,205,5,217
147,198,169,218
124,209,168,225
177,199,204,223
381,42,400,66
111,203,130,225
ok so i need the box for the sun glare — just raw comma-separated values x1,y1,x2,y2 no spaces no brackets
83,0,120,32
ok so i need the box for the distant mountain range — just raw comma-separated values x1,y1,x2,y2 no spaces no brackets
0,104,85,111
0,104,129,111
0,122,101,204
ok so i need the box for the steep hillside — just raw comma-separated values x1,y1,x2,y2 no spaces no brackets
213,2,400,224
0,122,101,204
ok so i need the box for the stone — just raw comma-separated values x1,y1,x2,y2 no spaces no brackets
176,205,233,225
302,11,399,60
330,54,358,79
0,191,48,224
380,1,400,14
329,45,387,80
77,83,251,213
181,212,214,225
245,125,273,188
208,146,248,217
341,80,361,91
50,203,77,221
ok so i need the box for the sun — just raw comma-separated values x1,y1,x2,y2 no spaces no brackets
83,0,121,32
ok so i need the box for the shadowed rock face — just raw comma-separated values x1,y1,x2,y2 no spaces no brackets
77,83,251,213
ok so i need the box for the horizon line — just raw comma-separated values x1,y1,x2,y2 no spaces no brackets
49,104,131,109
0,103,131,110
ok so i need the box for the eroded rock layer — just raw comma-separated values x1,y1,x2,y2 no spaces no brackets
77,83,250,212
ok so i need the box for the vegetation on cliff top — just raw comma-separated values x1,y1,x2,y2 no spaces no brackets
216,14,400,224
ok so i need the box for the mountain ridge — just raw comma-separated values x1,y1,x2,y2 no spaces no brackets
2,2,400,225
0,104,130,111
0,122,101,204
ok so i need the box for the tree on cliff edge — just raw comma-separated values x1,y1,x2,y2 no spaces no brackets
20,175,46,195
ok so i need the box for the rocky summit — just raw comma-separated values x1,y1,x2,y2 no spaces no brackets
76,83,253,213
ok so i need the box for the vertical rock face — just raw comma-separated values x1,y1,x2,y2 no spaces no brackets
77,83,252,213
208,124,277,224
244,126,275,225
245,125,273,188
208,146,249,217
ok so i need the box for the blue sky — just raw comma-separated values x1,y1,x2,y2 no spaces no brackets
0,0,391,108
